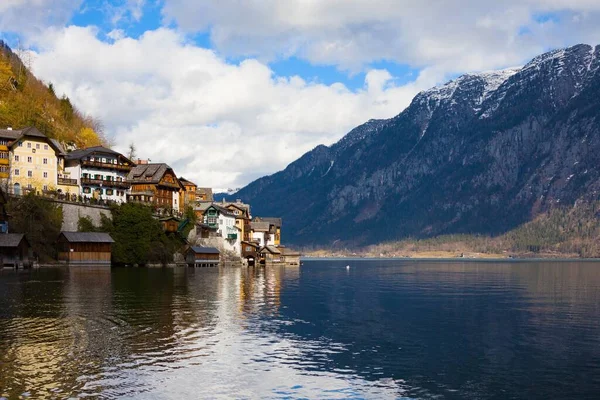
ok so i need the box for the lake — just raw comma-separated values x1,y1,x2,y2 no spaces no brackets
1,260,599,399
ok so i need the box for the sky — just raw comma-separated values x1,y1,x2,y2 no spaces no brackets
1,1,599,191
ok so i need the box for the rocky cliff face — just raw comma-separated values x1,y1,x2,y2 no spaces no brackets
233,44,600,246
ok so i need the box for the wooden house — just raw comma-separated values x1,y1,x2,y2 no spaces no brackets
241,241,260,266
0,234,32,268
160,216,180,233
195,187,213,202
258,245,282,265
127,163,184,212
185,246,220,267
178,177,197,208
278,246,301,265
57,232,114,265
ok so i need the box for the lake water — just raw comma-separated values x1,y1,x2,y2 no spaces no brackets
1,260,600,399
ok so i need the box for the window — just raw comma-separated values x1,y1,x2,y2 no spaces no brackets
106,189,113,196
219,219,223,225
27,184,32,189
43,172,48,178
43,158,48,164
27,142,31,148
207,216,217,225
27,156,32,163
27,170,33,177
36,143,40,149
43,185,48,191
14,155,19,162
0,153,7,159
44,145,48,150
18,141,23,147
14,169,19,176
83,187,91,194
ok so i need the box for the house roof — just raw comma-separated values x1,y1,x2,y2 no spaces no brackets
194,202,213,212
278,246,300,256
178,177,197,187
0,233,27,248
127,163,182,188
159,216,180,222
65,146,131,163
241,241,260,248
260,245,281,255
60,231,115,243
0,127,63,154
207,204,236,218
49,139,66,156
255,217,282,227
250,221,270,232
189,246,220,254
196,187,213,199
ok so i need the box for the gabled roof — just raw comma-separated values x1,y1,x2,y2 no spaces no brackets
65,146,132,163
206,204,236,218
49,139,66,156
0,127,63,154
189,246,220,254
127,163,182,188
241,241,260,248
196,187,213,199
250,221,270,232
194,201,213,212
0,233,27,248
60,231,114,243
178,177,197,187
255,217,282,227
159,216,180,222
260,245,281,255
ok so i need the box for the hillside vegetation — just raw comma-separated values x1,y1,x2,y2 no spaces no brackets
307,202,600,258
0,41,104,147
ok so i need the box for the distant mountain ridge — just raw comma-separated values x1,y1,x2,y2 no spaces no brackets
229,44,600,246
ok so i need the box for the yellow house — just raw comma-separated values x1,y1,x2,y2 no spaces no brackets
0,127,62,195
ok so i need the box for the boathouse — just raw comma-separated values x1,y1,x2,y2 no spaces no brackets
57,231,114,265
0,234,32,268
241,241,260,266
279,246,301,266
185,246,220,267
258,245,282,265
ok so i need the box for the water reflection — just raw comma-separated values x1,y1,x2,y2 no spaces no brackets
0,261,599,399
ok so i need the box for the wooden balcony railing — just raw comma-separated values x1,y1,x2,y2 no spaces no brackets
58,177,78,185
81,160,133,171
81,177,131,188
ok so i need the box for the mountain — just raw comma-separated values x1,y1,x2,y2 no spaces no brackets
0,41,104,147
230,44,600,246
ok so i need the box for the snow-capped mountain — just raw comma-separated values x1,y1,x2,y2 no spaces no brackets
229,44,600,246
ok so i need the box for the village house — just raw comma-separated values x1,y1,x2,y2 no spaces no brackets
160,216,181,233
0,127,63,195
126,163,184,213
0,233,32,268
193,201,213,221
250,217,282,247
64,146,133,202
203,204,241,253
241,241,260,266
178,177,197,209
221,200,252,242
185,246,220,267
258,245,282,265
195,187,213,202
57,231,114,265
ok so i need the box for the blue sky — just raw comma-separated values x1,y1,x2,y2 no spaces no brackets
0,0,598,189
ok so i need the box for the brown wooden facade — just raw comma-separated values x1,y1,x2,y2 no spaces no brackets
185,246,220,267
57,232,114,265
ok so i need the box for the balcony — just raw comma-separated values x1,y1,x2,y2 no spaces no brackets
157,181,181,190
58,177,78,185
227,233,238,240
81,160,133,172
81,177,131,188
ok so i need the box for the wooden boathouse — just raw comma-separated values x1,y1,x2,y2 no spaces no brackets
57,232,114,265
0,234,32,268
185,246,220,267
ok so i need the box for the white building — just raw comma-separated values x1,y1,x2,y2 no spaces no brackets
203,204,241,253
64,146,134,203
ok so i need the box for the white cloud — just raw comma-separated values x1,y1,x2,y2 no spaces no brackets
30,26,435,190
161,0,600,73
0,0,81,38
